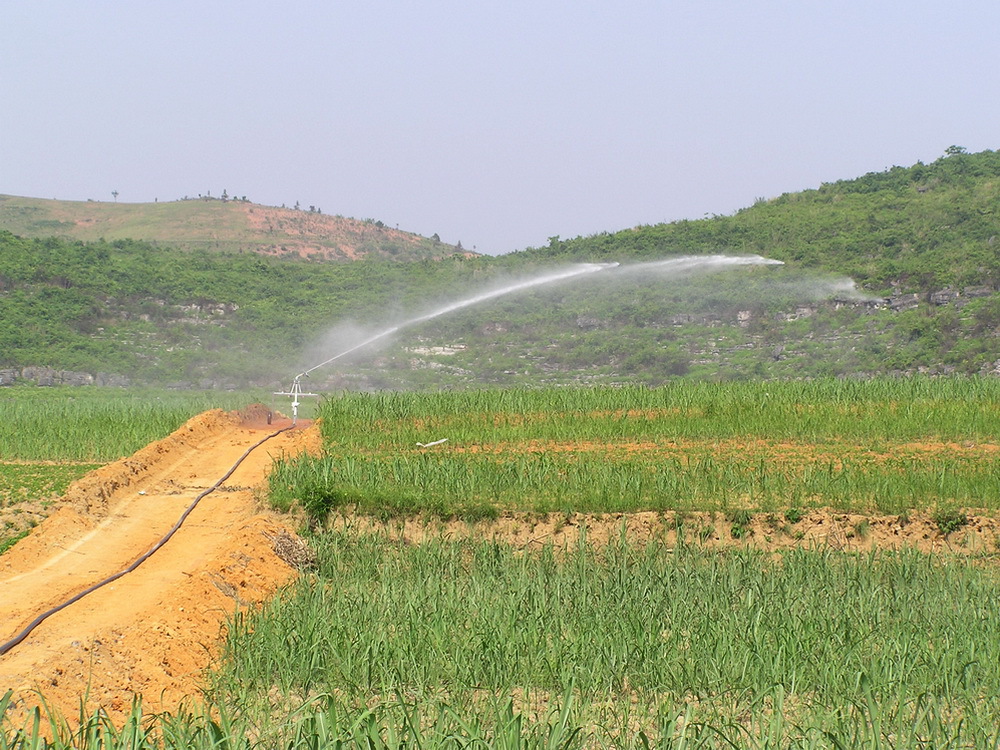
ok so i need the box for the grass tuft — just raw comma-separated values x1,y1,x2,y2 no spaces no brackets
932,508,970,536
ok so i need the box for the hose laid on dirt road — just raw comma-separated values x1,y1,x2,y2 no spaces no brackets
0,424,295,657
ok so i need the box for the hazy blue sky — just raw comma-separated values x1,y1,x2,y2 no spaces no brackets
3,1,998,254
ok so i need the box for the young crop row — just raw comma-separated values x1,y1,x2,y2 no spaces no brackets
268,378,1000,519
0,387,263,462
209,530,1000,745
9,687,996,750
321,377,1000,443
5,685,998,749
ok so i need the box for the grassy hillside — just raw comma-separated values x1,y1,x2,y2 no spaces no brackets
1,149,998,387
522,147,1000,292
0,194,460,260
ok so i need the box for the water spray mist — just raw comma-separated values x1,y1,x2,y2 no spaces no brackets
275,255,783,421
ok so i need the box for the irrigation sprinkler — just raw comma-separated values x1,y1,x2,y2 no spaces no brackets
272,263,618,419
271,256,782,420
273,375,319,425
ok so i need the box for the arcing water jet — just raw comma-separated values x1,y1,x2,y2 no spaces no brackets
620,254,784,276
276,255,783,421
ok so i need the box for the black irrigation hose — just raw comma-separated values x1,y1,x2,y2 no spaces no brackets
0,424,295,657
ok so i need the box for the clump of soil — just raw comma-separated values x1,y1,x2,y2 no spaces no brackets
328,507,1000,556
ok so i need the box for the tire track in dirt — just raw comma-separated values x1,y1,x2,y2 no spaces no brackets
0,408,320,722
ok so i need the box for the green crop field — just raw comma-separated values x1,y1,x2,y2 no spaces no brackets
269,377,1000,521
0,386,266,462
208,530,1000,747
223,376,1000,747
5,378,1000,748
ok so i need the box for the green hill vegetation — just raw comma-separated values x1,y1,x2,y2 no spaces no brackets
523,146,1000,290
0,148,998,387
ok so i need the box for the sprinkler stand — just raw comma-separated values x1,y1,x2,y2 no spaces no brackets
273,375,319,425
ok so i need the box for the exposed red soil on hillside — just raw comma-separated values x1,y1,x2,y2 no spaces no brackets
0,194,465,261
239,203,433,259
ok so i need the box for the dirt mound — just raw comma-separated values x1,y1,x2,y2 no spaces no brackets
60,409,239,518
0,410,321,724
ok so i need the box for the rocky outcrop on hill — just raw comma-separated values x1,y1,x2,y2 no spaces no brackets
0,367,130,387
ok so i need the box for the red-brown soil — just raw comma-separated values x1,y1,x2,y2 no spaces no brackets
240,203,428,260
0,408,320,723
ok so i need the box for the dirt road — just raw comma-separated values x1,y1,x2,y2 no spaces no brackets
0,408,319,721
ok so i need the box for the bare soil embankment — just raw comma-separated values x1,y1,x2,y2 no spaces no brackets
0,408,320,721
